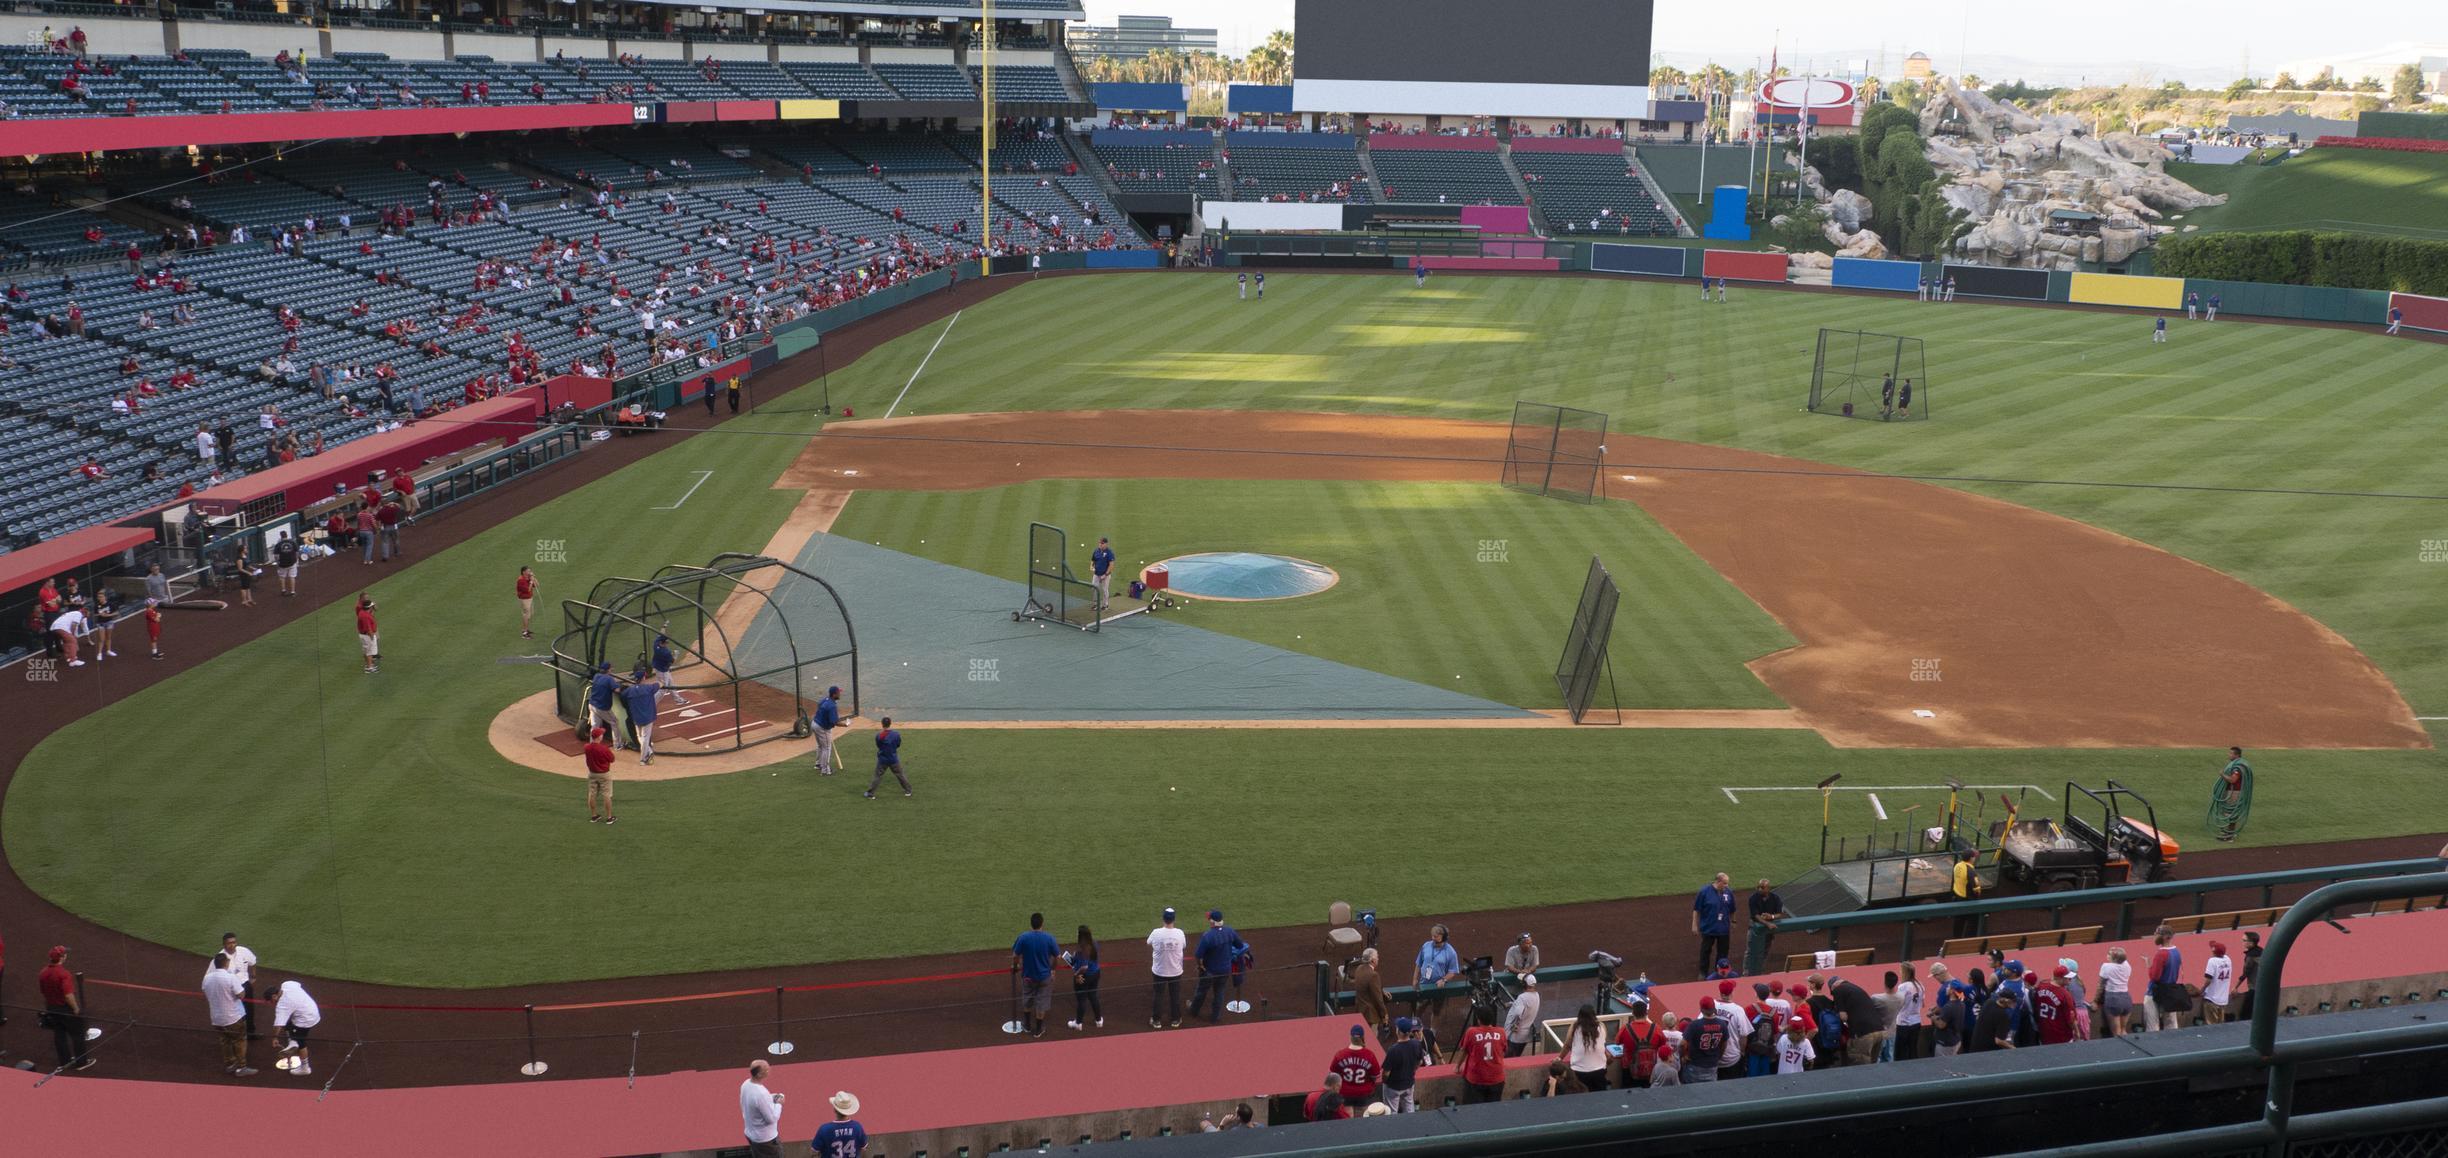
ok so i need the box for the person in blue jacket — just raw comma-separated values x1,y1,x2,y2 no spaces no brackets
866,716,910,799
1191,909,1247,1023
620,671,661,765
586,660,623,748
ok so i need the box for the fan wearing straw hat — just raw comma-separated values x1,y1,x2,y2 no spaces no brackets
813,1090,868,1157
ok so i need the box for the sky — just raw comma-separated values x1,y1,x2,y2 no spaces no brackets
1076,0,2437,85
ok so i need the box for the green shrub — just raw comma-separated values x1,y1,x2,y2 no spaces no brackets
2154,230,2448,294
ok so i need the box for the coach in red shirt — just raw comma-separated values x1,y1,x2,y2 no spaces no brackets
1458,1006,1509,1103
355,595,379,674
40,945,92,1070
584,727,616,824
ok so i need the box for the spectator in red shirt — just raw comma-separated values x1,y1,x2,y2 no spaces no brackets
583,726,616,822
1457,1005,1509,1103
1328,1024,1381,1108
2034,967,2077,1045
40,945,92,1070
356,503,379,564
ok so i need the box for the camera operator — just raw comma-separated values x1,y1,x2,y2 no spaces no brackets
1412,925,1462,1036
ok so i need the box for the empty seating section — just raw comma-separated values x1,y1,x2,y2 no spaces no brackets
0,41,1096,118
957,133,1073,173
1366,147,1520,205
833,133,973,174
874,63,976,100
969,65,1070,102
778,61,897,101
0,131,1150,551
1226,144,1371,203
1516,151,1675,235
1087,141,1220,196
0,42,1098,119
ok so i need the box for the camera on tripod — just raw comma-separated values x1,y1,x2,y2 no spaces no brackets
1464,955,1502,1023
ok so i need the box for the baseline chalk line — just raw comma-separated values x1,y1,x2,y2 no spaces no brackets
655,470,714,510
885,309,960,419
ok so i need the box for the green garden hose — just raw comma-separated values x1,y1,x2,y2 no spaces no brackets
2209,757,2254,841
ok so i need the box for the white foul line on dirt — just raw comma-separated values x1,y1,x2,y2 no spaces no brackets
655,470,714,510
885,309,960,419
1721,783,2055,805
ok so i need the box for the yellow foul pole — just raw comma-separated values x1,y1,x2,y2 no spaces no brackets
980,0,994,276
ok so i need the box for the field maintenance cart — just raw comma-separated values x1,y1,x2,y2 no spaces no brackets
1776,776,2002,918
1994,780,2181,892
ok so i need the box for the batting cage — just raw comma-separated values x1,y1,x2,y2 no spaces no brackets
1554,556,1622,724
1500,401,1610,503
550,553,858,755
1807,329,1929,421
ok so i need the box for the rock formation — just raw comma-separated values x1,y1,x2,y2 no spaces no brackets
1913,78,2225,269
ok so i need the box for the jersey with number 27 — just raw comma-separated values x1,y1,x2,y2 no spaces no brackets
814,1120,867,1158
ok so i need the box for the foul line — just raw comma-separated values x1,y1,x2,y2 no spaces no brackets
885,309,960,419
654,470,714,510
1722,783,2055,805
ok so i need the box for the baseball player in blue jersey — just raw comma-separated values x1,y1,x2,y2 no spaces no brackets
651,633,687,706
586,660,623,748
812,685,843,774
621,672,661,764
866,716,910,799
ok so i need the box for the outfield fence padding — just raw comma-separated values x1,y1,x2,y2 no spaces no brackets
2067,271,2186,309
2178,279,2392,324
1589,242,1690,277
1831,257,1926,292
2390,291,2448,334
1943,263,2050,301
1702,249,1789,283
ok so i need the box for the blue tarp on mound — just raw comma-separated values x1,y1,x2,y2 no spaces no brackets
745,536,1535,722
1160,552,1335,600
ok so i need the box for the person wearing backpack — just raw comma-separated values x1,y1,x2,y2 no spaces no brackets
1743,990,1782,1076
1615,1000,1664,1087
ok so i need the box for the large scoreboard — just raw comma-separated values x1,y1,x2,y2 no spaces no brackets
1291,0,1654,118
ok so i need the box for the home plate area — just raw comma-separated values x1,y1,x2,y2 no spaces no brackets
529,699,781,756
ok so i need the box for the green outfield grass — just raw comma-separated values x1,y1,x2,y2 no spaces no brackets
2168,149,2448,240
11,272,2448,987
831,479,1792,710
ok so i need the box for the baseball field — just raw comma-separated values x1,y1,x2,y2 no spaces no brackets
9,270,2448,990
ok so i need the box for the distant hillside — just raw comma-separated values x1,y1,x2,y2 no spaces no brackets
2166,148,2448,241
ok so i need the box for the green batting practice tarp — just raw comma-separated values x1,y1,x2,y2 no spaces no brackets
741,535,1538,722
